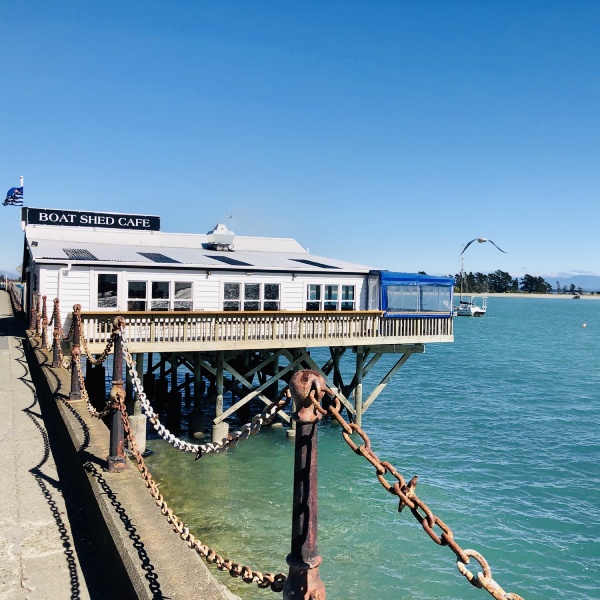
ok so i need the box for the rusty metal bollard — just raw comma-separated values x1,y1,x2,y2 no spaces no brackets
29,293,37,331
283,370,327,600
35,293,42,336
52,298,61,367
41,296,48,348
107,316,127,472
69,304,82,400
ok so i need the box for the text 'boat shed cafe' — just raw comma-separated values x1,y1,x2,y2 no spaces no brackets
21,206,454,439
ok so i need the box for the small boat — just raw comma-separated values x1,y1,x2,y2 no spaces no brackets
454,255,487,317
455,295,487,317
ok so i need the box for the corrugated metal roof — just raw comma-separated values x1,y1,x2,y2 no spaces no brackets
25,225,374,273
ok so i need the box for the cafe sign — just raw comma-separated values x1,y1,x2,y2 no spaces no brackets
23,207,160,231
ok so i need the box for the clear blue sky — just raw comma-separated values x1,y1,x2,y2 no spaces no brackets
1,1,599,278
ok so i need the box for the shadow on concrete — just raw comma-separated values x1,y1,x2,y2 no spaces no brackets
8,313,142,599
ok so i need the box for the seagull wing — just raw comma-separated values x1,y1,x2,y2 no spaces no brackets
488,240,507,253
460,238,478,256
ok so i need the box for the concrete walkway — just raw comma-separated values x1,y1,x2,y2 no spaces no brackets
0,291,240,600
0,290,93,599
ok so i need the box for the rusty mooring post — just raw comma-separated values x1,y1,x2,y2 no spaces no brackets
41,296,48,348
35,293,42,336
283,370,326,600
29,293,37,331
52,298,61,367
107,316,127,472
69,304,82,400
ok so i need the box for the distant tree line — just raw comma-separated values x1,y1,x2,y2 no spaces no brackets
448,270,585,294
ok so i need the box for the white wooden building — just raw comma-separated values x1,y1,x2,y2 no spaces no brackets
21,207,454,433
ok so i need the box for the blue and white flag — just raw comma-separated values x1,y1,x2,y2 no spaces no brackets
3,186,24,206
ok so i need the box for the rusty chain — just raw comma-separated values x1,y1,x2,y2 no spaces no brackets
116,394,287,592
75,309,114,365
58,311,523,598
74,352,113,418
61,317,75,341
313,390,524,600
120,329,292,457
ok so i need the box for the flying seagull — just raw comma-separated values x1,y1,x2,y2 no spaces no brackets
461,237,506,256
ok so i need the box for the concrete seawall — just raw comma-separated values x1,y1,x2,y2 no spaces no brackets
26,334,240,600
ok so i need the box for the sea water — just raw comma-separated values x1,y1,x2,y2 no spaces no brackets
144,298,600,599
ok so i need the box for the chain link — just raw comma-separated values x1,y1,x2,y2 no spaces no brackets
120,331,292,457
318,392,524,600
75,310,114,365
116,393,286,591
74,352,112,418
74,315,523,598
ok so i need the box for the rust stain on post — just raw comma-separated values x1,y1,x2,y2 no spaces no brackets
108,316,127,472
283,370,326,600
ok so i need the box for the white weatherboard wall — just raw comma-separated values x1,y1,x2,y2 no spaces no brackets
35,263,369,334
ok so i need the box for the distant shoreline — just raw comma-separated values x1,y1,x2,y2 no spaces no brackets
467,292,600,300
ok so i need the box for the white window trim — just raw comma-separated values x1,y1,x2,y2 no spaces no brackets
222,281,281,311
124,279,194,312
305,283,356,311
94,271,121,311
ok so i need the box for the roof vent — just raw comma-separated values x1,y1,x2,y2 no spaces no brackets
206,223,235,251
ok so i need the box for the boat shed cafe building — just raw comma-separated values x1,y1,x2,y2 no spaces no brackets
22,207,454,433
21,207,454,351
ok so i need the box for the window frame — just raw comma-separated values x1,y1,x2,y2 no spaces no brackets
222,282,281,311
306,284,356,311
95,272,120,311
124,279,194,312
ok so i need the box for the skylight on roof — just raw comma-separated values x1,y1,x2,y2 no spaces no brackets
63,248,98,261
290,258,340,269
138,252,180,264
206,255,253,267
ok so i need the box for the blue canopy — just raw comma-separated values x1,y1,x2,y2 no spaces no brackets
379,271,454,287
377,271,454,316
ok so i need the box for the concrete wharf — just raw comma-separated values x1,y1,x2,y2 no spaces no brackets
0,289,236,600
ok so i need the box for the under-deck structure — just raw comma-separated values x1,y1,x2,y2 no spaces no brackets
20,207,454,439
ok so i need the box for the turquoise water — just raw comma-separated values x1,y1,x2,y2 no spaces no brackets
145,298,600,599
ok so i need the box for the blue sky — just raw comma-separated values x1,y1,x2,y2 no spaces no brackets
1,1,599,278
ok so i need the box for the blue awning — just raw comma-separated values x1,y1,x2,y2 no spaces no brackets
379,271,454,287
376,271,454,316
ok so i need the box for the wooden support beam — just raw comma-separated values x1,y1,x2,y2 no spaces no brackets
212,355,304,424
216,351,224,417
362,351,414,413
364,344,424,354
355,350,364,427
342,348,380,398
330,347,346,394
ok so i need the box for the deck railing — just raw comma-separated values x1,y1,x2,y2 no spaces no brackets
78,310,453,351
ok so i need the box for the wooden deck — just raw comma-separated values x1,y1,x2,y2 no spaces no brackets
78,310,454,353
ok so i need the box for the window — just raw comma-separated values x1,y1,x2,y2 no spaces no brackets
264,284,280,310
128,281,147,311
341,285,355,311
174,282,192,311
306,284,321,310
324,285,338,311
223,283,241,311
223,282,281,311
306,284,356,311
151,281,170,311
126,281,193,311
244,283,260,311
98,274,118,308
